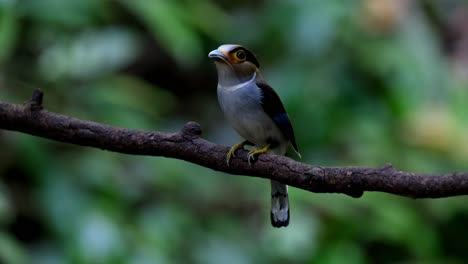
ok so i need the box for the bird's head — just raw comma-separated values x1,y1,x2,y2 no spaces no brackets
209,44,260,86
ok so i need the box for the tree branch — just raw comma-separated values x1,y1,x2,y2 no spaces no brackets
1,89,468,199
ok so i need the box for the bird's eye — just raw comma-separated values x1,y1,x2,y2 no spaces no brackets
235,50,246,61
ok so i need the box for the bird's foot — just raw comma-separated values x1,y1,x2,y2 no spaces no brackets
248,143,271,165
226,140,250,166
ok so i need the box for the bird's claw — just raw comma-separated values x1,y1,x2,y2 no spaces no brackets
226,148,236,166
247,143,271,165
226,140,250,166
247,152,257,165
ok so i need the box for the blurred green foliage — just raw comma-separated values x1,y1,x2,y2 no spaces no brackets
1,0,468,263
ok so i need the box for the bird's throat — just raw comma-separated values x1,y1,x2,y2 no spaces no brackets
215,64,256,88
219,72,257,91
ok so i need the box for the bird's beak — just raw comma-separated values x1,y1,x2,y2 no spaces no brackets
208,49,228,62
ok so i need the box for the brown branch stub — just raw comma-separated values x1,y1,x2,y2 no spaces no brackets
182,121,202,137
26,88,44,112
1,93,468,199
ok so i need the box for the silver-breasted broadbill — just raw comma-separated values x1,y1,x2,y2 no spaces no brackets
209,44,300,227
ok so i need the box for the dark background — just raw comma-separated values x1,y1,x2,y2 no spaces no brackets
1,0,468,263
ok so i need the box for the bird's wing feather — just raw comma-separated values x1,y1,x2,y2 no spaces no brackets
256,82,299,152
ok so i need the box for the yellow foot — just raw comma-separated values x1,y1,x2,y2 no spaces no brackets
248,143,271,165
226,140,251,166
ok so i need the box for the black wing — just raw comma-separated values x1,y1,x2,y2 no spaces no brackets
256,82,299,152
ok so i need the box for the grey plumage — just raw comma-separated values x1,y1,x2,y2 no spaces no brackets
217,73,289,155
209,44,298,227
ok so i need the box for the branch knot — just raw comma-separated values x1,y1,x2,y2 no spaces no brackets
26,89,44,112
182,121,202,137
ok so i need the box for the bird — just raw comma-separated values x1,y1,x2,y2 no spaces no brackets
208,44,300,227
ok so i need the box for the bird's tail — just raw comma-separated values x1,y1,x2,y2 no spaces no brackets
270,180,289,227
